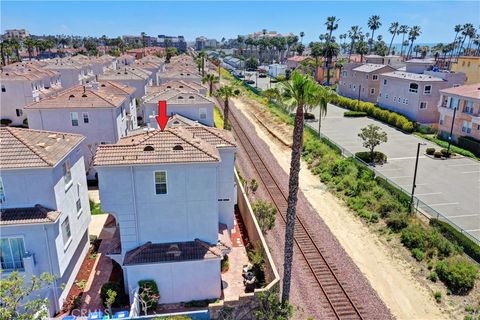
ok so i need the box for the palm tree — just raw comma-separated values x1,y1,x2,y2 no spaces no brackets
23,37,36,60
309,42,323,80
356,40,369,62
367,15,382,53
140,32,147,48
398,25,409,57
387,22,399,55
202,73,219,96
348,26,362,62
296,43,305,56
457,23,474,57
300,31,305,44
315,86,337,137
406,26,422,59
214,85,240,130
325,16,339,43
450,24,463,60
323,42,340,86
197,51,207,76
276,71,321,303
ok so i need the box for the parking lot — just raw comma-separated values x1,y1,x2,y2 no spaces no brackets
307,104,480,242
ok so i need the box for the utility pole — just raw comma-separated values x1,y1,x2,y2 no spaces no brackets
357,84,362,109
410,142,426,212
447,107,457,155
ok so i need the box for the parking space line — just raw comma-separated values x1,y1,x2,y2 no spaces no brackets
390,175,413,179
416,192,442,196
447,163,479,167
461,171,480,174
449,214,480,219
466,229,480,232
389,156,427,160
428,202,460,207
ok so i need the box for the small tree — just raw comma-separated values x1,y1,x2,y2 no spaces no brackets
104,289,117,316
255,290,293,320
202,73,219,96
358,124,388,161
245,57,259,70
252,200,277,232
0,271,54,320
137,280,160,315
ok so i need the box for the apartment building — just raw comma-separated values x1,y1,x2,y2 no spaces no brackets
437,83,480,144
451,56,480,84
117,54,136,67
143,88,214,127
25,81,138,178
0,127,91,316
42,59,95,89
1,66,63,125
338,63,396,102
146,79,207,96
158,67,201,84
132,57,165,85
98,66,152,99
94,124,236,304
3,28,29,39
377,70,466,123
70,54,117,75
157,35,187,53
195,36,218,50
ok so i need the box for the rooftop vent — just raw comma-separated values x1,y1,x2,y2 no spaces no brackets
179,85,184,88
101,84,106,87
167,86,171,88
69,94,75,99
82,93,88,97
178,96,184,99
143,145,155,151
189,96,194,99
173,144,183,151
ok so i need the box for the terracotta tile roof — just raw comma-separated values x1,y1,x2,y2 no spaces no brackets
183,126,236,148
123,239,227,265
99,66,151,81
166,114,203,127
143,90,213,105
440,83,480,100
287,56,309,62
94,127,220,166
25,81,135,109
0,127,84,169
0,205,61,226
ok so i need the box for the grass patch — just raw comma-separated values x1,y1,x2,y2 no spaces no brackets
213,106,224,129
414,132,478,160
89,200,104,215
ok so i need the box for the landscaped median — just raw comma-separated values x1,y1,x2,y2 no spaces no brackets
218,68,479,308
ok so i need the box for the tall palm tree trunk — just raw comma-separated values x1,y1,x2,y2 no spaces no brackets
388,33,396,55
400,34,406,57
223,98,229,130
449,33,459,64
281,102,304,303
348,41,355,62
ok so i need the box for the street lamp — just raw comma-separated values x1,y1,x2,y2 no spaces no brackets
446,106,457,155
410,142,427,212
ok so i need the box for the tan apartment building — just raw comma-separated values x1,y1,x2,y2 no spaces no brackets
437,83,480,145
338,63,396,103
451,56,480,84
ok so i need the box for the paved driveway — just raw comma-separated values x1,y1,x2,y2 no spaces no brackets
307,104,480,242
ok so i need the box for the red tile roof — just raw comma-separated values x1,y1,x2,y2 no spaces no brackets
0,205,61,225
440,83,480,100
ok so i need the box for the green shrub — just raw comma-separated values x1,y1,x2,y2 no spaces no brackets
441,148,452,158
428,271,438,282
356,209,379,223
221,255,229,272
414,132,477,159
0,118,12,126
401,224,427,250
435,256,478,294
434,151,443,158
100,282,123,307
426,148,436,155
434,291,442,303
386,212,409,232
430,219,480,263
412,248,426,261
138,280,160,310
355,151,387,164
184,299,216,308
344,111,367,117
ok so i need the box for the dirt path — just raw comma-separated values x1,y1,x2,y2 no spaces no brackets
231,96,451,320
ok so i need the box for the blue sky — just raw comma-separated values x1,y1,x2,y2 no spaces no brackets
1,1,479,43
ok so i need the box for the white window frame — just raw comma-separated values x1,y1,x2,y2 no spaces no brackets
63,159,72,189
423,85,431,95
449,97,460,110
462,120,472,134
370,88,375,95
0,237,26,272
464,100,474,114
383,79,387,85
419,101,427,109
0,177,5,204
82,112,89,124
372,74,378,81
15,109,23,117
199,108,207,120
76,183,83,217
154,171,167,195
409,83,419,93
61,217,72,249
71,112,79,126
439,114,445,125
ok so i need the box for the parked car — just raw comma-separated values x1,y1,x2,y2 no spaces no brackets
244,80,255,84
246,68,257,72
237,73,245,78
258,74,267,78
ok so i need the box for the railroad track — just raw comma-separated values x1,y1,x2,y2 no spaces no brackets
218,97,365,320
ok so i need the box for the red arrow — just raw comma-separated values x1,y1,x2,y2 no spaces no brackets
156,100,169,131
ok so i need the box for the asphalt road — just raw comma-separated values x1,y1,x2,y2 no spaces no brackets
307,104,480,242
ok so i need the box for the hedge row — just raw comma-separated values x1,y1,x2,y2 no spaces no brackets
331,95,414,132
430,219,480,263
344,111,367,117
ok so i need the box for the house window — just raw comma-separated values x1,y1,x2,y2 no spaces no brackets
439,114,445,125
61,218,72,246
365,75,369,79
419,102,427,109
15,109,23,117
0,178,5,204
372,75,378,80
199,108,207,120
76,184,82,216
449,97,460,110
0,238,25,271
403,98,406,104
393,97,397,102
406,99,409,105
83,112,89,124
341,71,347,77
423,85,431,95
464,101,474,114
385,94,389,99
154,171,167,195
63,160,72,187
409,83,419,93
370,88,375,94
383,79,387,85
462,121,472,134
71,112,79,126
1,85,6,92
